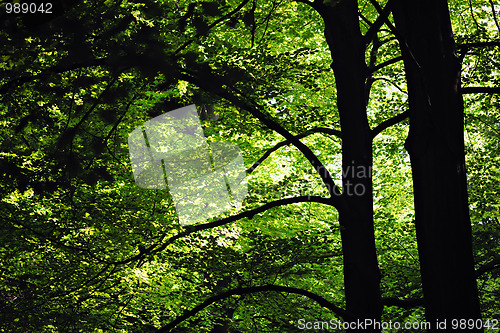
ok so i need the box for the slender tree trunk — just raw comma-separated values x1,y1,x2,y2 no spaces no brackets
317,0,382,326
392,0,482,328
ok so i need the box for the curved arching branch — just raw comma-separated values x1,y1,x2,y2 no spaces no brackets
247,127,341,174
113,196,333,265
156,284,354,332
371,77,407,94
370,56,403,73
371,110,409,139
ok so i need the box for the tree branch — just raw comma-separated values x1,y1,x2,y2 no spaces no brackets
488,0,500,34
157,284,354,332
174,0,251,55
250,0,257,48
475,258,500,277
368,0,422,70
176,70,345,211
148,196,332,255
458,41,500,49
461,87,500,94
246,127,341,174
364,0,393,46
381,260,500,308
371,110,409,139
468,0,481,31
371,77,407,94
257,0,280,45
458,41,500,62
370,56,403,73
113,196,333,265
358,10,373,28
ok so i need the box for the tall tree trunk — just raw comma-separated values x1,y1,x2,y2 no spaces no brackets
392,0,482,328
317,0,382,326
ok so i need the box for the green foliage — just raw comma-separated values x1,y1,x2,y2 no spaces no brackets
0,0,498,332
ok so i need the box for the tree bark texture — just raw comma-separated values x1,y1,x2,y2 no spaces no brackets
318,0,383,326
392,0,482,328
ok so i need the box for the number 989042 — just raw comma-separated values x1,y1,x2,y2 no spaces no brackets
5,3,53,14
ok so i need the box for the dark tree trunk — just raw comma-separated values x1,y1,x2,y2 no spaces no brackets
392,0,482,328
317,0,382,326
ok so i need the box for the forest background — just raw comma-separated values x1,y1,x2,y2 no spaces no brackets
0,0,499,332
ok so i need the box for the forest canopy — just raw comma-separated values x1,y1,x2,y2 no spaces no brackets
0,0,499,332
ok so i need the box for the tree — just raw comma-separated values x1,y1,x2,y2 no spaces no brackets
390,0,482,326
0,0,499,332
314,0,383,323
